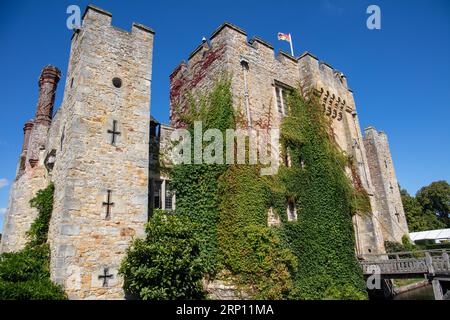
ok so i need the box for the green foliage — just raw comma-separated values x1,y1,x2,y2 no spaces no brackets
384,240,405,254
384,235,417,256
169,82,367,300
0,183,66,300
415,240,450,250
119,211,205,300
218,165,297,299
416,180,450,228
401,187,446,232
324,283,368,300
0,245,65,300
275,92,367,299
27,183,54,247
170,78,234,274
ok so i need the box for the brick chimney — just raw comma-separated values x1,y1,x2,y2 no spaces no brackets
21,120,34,154
26,66,61,168
35,65,61,126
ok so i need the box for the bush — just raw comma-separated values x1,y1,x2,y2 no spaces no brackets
0,183,66,300
0,245,66,300
120,211,206,300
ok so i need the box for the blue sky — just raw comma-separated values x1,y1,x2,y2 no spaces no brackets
0,0,449,230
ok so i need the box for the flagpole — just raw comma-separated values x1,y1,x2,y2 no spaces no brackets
289,34,294,56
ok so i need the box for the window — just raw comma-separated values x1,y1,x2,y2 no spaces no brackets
283,147,292,167
275,83,291,116
151,180,176,211
153,180,162,209
165,182,173,210
287,200,297,221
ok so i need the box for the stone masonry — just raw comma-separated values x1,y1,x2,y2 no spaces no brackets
1,10,408,299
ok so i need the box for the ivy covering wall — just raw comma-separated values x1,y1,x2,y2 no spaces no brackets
168,80,367,299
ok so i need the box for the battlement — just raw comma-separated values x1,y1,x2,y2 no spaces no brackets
172,21,350,94
298,51,349,91
364,126,387,139
80,5,154,37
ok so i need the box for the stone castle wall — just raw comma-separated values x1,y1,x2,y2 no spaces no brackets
168,22,401,255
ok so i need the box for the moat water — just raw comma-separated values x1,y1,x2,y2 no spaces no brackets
393,284,435,300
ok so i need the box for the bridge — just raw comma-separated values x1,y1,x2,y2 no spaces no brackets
358,249,450,300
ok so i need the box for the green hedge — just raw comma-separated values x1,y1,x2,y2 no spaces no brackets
0,183,66,300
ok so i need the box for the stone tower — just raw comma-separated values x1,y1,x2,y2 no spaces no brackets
364,127,409,242
1,5,154,299
46,6,154,299
169,22,407,255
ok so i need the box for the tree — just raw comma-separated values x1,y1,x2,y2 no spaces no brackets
119,211,206,300
416,181,450,228
401,188,444,232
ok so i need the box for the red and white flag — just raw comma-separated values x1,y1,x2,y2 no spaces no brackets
277,32,291,41
277,32,294,56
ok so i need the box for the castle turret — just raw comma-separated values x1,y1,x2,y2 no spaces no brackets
46,5,154,299
363,126,409,243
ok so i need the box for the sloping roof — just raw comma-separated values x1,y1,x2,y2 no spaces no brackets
409,228,450,241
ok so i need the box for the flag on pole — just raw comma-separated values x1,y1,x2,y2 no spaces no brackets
277,32,291,41
278,32,294,57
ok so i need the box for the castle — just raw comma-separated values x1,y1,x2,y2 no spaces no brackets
0,5,409,299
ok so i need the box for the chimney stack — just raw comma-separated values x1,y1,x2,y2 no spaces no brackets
35,65,61,126
21,120,34,154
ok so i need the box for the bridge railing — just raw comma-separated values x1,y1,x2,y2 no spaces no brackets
358,249,449,276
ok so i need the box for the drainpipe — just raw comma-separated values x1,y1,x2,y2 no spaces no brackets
240,58,252,128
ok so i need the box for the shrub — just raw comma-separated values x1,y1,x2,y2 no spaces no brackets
0,245,65,300
120,211,205,300
0,183,66,300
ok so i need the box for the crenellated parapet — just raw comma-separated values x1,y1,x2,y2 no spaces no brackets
169,21,358,130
